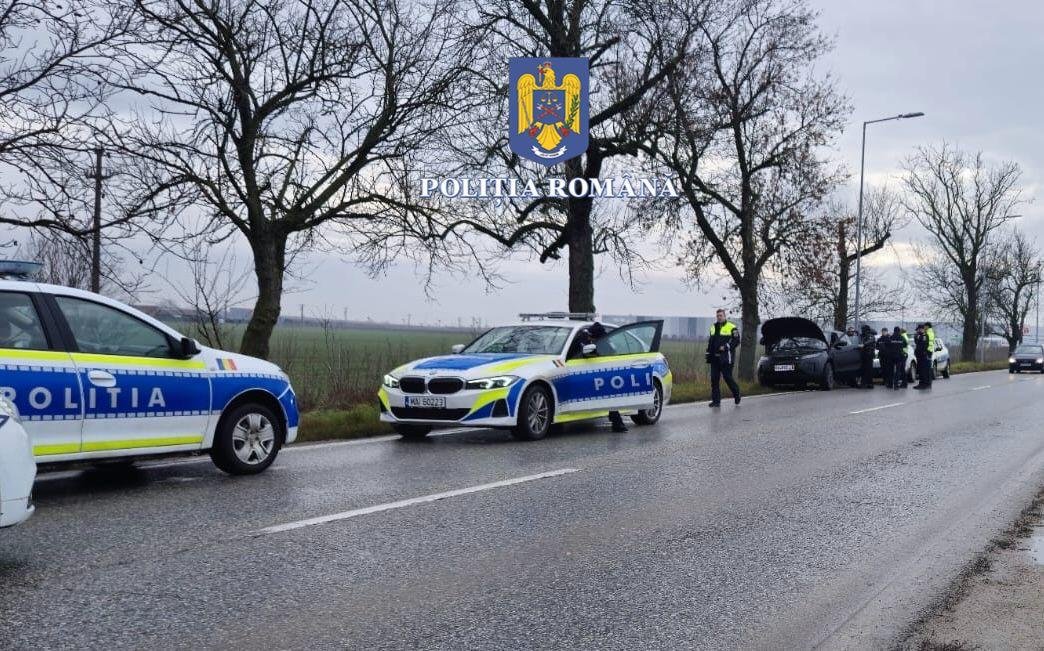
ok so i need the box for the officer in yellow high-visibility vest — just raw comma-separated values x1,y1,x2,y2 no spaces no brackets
706,308,741,407
925,321,937,380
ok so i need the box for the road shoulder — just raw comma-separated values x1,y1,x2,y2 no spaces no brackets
900,488,1044,650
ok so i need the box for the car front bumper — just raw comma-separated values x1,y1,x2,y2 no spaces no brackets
378,383,524,428
1010,360,1044,372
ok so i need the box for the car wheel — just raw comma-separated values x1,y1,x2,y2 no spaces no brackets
394,424,432,440
511,384,553,441
940,363,950,379
820,363,835,391
210,403,283,475
631,381,664,426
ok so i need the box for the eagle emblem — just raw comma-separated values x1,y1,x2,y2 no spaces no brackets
508,58,589,166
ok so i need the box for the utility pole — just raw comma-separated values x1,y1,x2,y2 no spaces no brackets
86,147,109,293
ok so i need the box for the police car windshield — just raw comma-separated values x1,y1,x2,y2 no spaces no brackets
1014,345,1043,355
772,337,825,352
464,325,572,355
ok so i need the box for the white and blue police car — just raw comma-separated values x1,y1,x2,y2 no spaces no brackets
0,263,298,475
379,313,672,440
0,395,35,528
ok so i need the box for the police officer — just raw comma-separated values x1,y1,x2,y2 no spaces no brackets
877,327,893,388
891,326,907,389
925,321,937,380
913,324,932,389
706,308,741,407
898,327,910,388
585,322,628,432
860,325,876,388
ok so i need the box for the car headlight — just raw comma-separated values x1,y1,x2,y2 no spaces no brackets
1037,358,1043,364
465,375,520,390
0,395,21,424
1009,357,1016,364
758,356,769,365
799,353,820,359
382,374,400,389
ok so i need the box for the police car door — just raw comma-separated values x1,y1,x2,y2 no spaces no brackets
560,321,663,414
49,295,211,455
0,290,83,457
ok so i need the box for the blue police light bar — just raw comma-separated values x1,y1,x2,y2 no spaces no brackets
0,260,43,279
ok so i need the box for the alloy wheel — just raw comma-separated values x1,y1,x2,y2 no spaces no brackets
232,413,277,465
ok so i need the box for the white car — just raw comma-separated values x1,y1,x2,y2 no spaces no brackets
378,313,673,440
0,268,299,475
0,396,36,528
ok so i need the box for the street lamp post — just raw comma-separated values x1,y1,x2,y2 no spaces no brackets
853,112,925,333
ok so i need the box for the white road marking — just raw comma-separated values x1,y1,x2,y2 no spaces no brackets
849,402,905,415
256,468,581,535
970,385,991,391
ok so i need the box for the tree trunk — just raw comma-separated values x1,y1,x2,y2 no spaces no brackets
567,220,595,313
834,221,849,331
737,281,760,381
240,233,287,359
564,156,599,314
959,277,980,362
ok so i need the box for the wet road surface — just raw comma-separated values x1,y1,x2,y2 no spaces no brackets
2,370,1043,649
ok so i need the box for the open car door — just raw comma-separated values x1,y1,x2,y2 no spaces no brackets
577,320,664,413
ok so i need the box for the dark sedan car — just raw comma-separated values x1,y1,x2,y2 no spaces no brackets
1009,343,1044,373
757,317,863,390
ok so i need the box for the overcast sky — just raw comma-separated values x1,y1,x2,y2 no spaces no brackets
59,1,1044,325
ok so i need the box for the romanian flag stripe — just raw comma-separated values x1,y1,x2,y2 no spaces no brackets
217,358,238,371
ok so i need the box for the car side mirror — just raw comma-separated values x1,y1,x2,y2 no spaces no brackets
450,344,465,354
582,343,597,357
179,337,200,359
934,344,942,352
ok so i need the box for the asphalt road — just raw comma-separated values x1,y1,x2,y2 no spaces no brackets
3,370,1044,650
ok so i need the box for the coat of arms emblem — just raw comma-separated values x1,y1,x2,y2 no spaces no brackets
508,58,589,166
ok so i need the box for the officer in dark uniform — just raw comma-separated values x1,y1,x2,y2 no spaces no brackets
584,322,628,432
890,326,907,389
897,327,910,388
859,325,876,388
913,324,932,389
706,308,741,407
877,327,893,388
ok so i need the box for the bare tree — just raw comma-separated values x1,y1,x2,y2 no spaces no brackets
111,0,474,359
428,0,705,313
15,229,144,298
902,144,1022,361
644,0,849,379
167,243,252,351
777,189,906,330
984,228,1041,353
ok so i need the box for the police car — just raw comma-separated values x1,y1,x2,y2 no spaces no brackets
379,313,672,440
0,262,299,475
0,395,35,528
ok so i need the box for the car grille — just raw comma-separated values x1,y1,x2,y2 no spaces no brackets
391,407,469,421
399,377,426,394
428,378,464,394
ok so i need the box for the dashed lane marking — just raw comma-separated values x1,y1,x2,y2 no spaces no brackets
256,468,581,535
850,402,906,415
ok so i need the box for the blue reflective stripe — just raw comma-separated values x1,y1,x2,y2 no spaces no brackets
463,402,495,421
553,364,654,406
506,379,525,417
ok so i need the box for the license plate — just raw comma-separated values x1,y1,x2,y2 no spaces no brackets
774,364,795,372
1020,362,1032,366
405,396,446,408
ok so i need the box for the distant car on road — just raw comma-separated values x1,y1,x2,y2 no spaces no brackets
0,271,299,475
379,313,672,440
757,317,862,390
1009,343,1044,373
0,396,35,528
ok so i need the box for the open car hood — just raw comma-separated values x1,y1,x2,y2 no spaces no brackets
760,317,827,350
